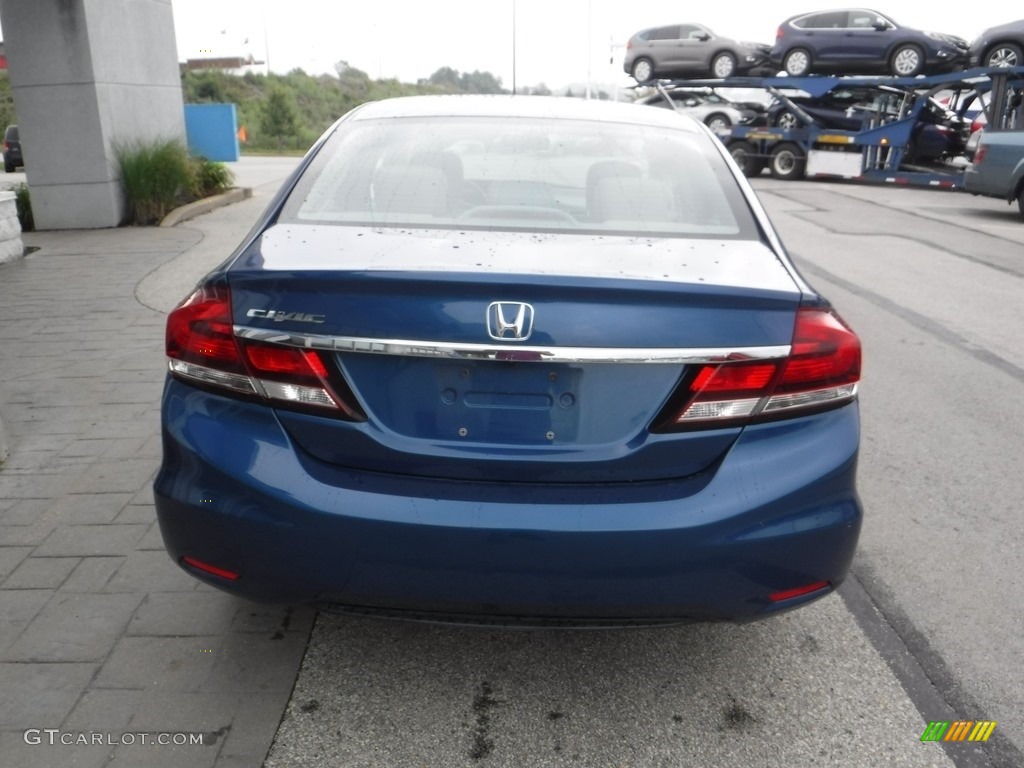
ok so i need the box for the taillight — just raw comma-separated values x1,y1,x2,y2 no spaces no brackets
973,145,987,165
166,284,254,394
656,307,860,429
166,283,364,419
763,307,859,413
776,26,785,40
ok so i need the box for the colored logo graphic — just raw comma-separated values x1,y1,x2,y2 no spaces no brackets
921,721,997,743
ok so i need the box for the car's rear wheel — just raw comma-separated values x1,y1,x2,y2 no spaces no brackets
711,52,737,78
890,44,923,76
783,49,812,77
728,141,765,177
1017,184,1024,221
775,110,801,130
986,43,1023,68
4,157,14,173
631,58,654,84
769,142,806,180
704,113,732,134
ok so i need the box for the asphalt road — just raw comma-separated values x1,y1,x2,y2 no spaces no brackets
762,179,1024,768
262,178,1024,767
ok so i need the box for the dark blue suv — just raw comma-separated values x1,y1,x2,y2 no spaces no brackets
3,125,21,173
771,8,968,77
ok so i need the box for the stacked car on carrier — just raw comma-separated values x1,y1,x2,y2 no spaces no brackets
626,12,1024,218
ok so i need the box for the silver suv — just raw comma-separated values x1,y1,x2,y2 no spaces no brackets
623,23,770,83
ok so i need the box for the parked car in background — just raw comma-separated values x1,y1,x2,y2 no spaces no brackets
154,94,863,625
767,86,971,161
624,23,771,82
638,88,764,133
3,125,22,173
771,9,968,77
970,19,1024,68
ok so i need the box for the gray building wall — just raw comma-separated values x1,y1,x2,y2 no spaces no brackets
0,0,186,229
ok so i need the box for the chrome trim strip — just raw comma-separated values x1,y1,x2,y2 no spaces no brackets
234,326,791,364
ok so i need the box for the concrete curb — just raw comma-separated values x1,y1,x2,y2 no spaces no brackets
160,186,253,227
0,190,25,264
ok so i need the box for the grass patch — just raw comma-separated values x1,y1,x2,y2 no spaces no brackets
14,182,33,232
115,139,194,225
240,148,307,157
115,139,235,225
189,155,235,199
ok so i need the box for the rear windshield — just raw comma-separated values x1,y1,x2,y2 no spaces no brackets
279,115,759,240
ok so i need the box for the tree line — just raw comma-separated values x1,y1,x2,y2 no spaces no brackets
182,64,528,153
0,66,587,156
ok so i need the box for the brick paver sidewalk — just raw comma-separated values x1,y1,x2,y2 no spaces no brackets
0,197,312,767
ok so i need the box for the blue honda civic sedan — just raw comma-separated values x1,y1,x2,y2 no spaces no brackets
154,95,862,626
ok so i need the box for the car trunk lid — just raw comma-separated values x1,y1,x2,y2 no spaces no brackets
227,224,803,483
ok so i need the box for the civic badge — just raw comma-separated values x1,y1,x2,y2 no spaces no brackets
486,302,534,341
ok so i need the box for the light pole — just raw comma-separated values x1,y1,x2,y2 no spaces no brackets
261,0,271,74
511,0,517,95
585,0,592,99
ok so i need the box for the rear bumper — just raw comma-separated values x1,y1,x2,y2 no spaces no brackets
964,167,1012,199
154,379,862,623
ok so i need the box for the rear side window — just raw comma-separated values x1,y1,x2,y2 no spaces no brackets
849,11,881,29
279,115,759,240
795,12,849,29
649,26,681,41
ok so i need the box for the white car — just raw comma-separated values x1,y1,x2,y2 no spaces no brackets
638,89,763,135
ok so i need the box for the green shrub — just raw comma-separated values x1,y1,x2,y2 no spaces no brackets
189,156,234,198
14,182,33,232
115,139,193,225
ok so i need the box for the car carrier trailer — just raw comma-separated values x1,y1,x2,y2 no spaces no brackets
650,67,1024,189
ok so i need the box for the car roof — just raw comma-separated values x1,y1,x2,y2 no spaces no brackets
637,22,712,31
786,8,887,22
345,95,703,133
984,19,1024,33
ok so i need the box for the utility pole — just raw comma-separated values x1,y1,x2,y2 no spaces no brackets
262,0,271,74
512,0,517,95
585,0,592,99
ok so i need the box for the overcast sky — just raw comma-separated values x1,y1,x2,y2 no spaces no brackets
171,1,1020,89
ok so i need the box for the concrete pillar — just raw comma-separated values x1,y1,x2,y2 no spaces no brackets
0,0,185,229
